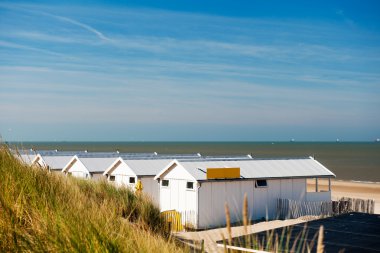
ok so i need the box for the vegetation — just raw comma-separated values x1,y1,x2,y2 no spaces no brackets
222,196,325,253
0,145,183,252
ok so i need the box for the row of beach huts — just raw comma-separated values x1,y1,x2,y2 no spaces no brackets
15,149,335,229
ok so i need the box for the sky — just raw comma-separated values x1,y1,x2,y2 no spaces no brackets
0,0,379,142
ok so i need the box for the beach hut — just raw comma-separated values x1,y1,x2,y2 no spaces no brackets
14,150,37,165
61,156,116,179
32,154,74,172
154,157,335,229
103,158,180,206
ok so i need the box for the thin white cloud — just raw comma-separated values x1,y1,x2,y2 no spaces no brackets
40,12,112,42
8,31,77,43
0,3,111,43
0,40,64,57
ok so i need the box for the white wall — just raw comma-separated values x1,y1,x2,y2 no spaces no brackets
159,178,197,212
197,178,308,229
92,173,105,181
67,160,90,179
159,163,198,226
109,162,136,189
140,177,160,207
198,180,254,229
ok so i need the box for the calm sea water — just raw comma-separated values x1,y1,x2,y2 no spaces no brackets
12,142,380,182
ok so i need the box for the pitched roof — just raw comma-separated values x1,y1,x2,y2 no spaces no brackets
38,155,73,170
79,157,118,173
17,154,36,165
156,157,335,181
124,159,173,176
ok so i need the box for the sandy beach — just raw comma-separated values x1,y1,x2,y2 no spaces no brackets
307,179,380,213
328,179,380,214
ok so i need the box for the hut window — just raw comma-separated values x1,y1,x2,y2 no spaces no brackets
68,172,72,176
255,180,267,188
186,182,194,190
162,179,169,187
109,176,115,181
129,177,136,184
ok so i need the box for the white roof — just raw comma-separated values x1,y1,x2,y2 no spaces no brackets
124,159,173,176
79,157,118,173
17,154,36,165
39,155,73,170
155,157,335,181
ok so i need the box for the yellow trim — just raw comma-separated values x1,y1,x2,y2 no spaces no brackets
160,210,183,232
206,167,240,179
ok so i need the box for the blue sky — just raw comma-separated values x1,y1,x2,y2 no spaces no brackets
0,0,379,141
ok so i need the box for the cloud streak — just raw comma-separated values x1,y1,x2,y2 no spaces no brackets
43,13,112,42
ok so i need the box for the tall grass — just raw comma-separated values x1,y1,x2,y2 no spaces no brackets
223,199,325,253
0,145,183,252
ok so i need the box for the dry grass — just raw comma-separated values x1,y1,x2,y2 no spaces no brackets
223,195,325,253
0,145,184,252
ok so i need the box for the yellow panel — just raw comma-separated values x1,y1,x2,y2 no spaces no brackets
160,210,183,232
206,167,240,179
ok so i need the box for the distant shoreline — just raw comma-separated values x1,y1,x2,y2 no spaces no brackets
335,179,380,184
6,141,380,143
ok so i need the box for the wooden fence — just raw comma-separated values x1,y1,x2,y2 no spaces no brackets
277,198,332,219
333,197,375,215
277,197,375,219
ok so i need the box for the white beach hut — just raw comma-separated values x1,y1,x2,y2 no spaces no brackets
32,154,73,172
154,157,335,229
14,150,37,165
62,156,116,180
103,158,173,206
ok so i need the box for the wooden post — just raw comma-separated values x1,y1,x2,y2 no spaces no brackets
328,178,331,192
315,178,319,192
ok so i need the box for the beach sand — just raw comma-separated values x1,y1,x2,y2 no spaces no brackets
327,179,380,214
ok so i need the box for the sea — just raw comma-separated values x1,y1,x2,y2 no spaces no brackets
11,142,380,183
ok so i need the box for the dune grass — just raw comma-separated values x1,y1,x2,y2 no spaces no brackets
0,145,184,252
222,198,325,253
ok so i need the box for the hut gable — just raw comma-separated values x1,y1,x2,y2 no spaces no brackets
160,162,197,181
154,160,197,182
103,158,135,177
